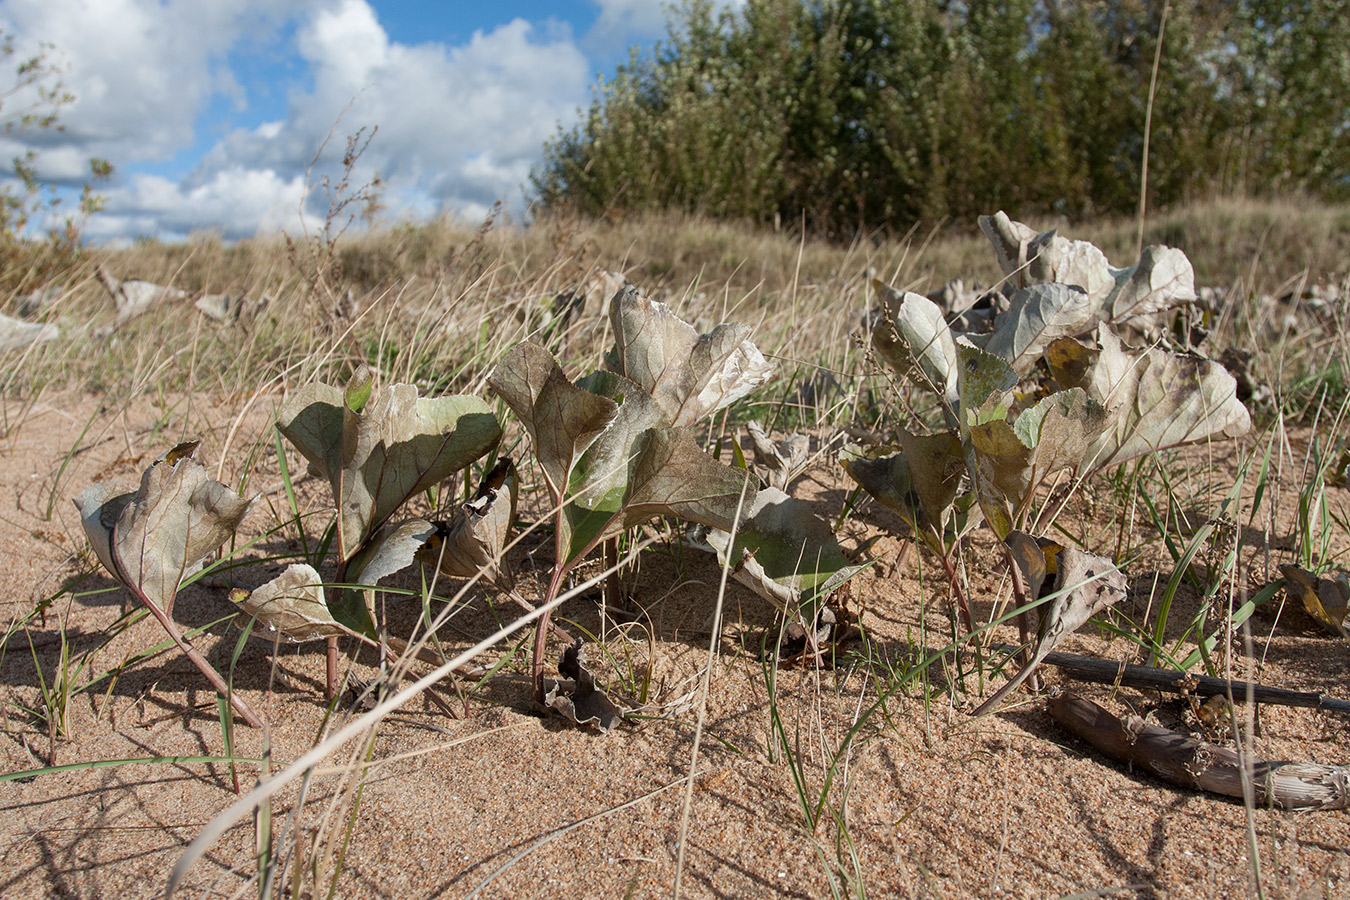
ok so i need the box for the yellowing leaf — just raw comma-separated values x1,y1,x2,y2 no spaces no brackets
1280,565,1350,638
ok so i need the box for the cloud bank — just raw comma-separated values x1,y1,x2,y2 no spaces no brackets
0,0,640,242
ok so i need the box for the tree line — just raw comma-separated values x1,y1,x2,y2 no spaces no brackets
531,0,1350,236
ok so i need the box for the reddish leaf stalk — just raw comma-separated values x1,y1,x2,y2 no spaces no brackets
129,584,264,729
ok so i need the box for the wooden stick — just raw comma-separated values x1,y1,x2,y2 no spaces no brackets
1049,691,1350,811
1008,646,1350,716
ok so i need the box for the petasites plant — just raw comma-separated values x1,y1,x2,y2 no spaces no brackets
276,365,501,695
853,214,1250,637
489,286,771,703
75,441,263,728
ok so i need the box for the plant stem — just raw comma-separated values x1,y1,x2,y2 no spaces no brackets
937,544,975,636
326,637,340,700
533,565,569,702
130,585,264,729
1004,543,1041,693
601,536,622,627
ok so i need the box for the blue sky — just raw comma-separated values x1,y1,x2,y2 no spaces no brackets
0,1,722,243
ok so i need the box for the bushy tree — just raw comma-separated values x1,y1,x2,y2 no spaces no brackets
533,0,1349,235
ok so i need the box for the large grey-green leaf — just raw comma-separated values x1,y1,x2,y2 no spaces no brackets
1107,244,1197,323
234,564,344,643
74,440,252,615
695,487,861,612
0,312,59,352
1046,328,1250,471
568,371,753,559
278,373,502,561
980,284,1093,374
872,282,959,407
488,342,618,500
978,212,1041,285
980,212,1195,331
607,286,773,426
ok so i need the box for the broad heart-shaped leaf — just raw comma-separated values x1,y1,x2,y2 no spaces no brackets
429,458,518,582
1046,328,1250,472
695,487,862,613
278,376,501,561
840,429,966,535
1280,565,1350,638
233,564,345,643
980,211,1196,331
74,440,252,616
607,286,774,427
978,284,1093,374
566,370,754,561
972,540,1127,716
488,342,618,501
872,282,959,409
966,389,1108,539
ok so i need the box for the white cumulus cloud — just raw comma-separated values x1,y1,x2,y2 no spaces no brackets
0,0,595,241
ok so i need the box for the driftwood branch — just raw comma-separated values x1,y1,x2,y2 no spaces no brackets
1012,646,1350,716
1048,691,1350,811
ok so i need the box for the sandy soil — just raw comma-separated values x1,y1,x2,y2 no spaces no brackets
2,391,1349,900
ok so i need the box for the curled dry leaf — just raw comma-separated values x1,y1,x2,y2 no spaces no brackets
972,539,1127,716
745,420,809,492
1046,328,1250,471
1280,564,1350,638
978,211,1196,331
233,564,344,643
277,368,502,562
544,640,629,733
607,286,774,426
74,440,253,616
0,312,58,352
428,458,518,582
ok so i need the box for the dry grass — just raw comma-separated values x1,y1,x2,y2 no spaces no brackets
3,195,1350,898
